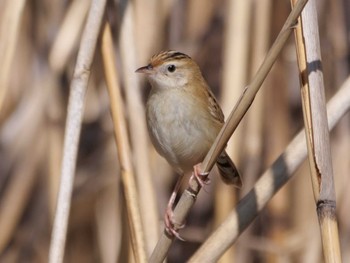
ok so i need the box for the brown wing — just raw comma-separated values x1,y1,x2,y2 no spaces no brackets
205,86,225,124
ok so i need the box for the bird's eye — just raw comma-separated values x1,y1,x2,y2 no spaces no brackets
167,64,176,73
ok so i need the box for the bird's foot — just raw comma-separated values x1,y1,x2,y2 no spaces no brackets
190,163,210,188
164,205,185,240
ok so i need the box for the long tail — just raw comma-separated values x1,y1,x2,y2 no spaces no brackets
216,151,242,188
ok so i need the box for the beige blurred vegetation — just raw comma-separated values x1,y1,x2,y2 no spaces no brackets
0,0,349,262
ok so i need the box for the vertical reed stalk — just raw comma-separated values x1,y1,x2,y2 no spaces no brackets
119,2,159,256
218,1,252,262
291,0,341,262
101,23,147,262
49,1,107,262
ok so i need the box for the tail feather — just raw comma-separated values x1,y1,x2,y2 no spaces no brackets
216,151,242,188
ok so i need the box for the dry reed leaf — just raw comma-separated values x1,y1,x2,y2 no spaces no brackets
0,0,26,115
49,0,91,74
0,135,45,252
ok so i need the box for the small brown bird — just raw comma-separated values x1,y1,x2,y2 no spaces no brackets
136,50,242,237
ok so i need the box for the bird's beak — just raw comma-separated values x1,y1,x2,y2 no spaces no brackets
135,64,154,74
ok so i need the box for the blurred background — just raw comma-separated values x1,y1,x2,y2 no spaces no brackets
1,0,350,262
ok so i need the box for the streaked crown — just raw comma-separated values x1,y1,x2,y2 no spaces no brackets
149,51,191,67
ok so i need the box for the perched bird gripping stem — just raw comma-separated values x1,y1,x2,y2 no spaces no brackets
136,50,242,238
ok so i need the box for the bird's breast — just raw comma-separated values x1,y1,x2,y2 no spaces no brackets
146,89,220,173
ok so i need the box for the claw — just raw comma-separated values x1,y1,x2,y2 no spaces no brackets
190,164,210,188
164,206,185,240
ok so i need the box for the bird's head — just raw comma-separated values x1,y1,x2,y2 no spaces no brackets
136,51,201,89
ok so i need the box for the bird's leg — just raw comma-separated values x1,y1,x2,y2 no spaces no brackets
164,175,185,240
190,163,210,188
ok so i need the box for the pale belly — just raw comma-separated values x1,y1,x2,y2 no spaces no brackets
146,91,220,173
